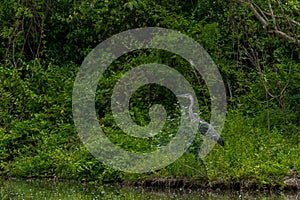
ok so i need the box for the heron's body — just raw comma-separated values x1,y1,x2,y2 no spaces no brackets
177,93,224,146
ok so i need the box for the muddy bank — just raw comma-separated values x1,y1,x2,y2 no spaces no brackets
121,177,300,192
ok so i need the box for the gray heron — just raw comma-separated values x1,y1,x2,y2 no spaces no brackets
177,93,224,146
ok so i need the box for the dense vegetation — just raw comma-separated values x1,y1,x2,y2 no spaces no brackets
1,0,299,189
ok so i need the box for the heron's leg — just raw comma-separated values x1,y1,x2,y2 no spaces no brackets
198,157,209,182
198,138,209,181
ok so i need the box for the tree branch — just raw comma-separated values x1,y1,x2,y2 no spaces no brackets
267,0,277,30
267,29,300,47
262,11,300,28
236,0,300,48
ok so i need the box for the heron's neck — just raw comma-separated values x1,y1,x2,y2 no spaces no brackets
188,97,196,120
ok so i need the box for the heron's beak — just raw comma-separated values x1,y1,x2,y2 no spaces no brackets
176,94,186,98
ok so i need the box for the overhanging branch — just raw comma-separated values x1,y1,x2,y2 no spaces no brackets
236,0,300,48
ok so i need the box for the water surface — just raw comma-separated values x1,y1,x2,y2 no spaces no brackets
0,178,298,199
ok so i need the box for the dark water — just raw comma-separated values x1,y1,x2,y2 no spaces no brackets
0,178,299,199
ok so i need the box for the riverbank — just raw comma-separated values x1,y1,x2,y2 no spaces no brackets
1,111,299,192
2,178,299,200
2,175,300,191
120,175,300,192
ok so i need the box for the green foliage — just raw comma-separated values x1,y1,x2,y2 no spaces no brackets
205,110,300,188
0,0,299,189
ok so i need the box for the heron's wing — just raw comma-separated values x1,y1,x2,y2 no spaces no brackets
198,122,224,146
